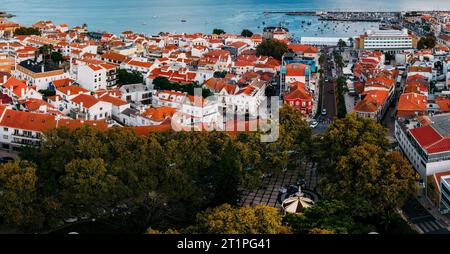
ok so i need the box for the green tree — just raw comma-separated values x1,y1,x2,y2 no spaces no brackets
256,39,290,60
241,29,254,37
319,53,326,67
152,77,213,98
211,141,242,205
152,76,171,88
50,51,64,63
59,158,122,218
417,34,436,50
189,204,290,234
337,39,347,50
285,199,376,234
212,28,226,35
318,114,390,164
213,71,227,78
36,44,54,63
320,143,417,214
336,76,348,118
14,27,41,36
0,162,42,229
117,69,143,85
38,89,56,97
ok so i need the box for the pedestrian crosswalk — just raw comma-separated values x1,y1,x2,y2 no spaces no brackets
416,220,445,233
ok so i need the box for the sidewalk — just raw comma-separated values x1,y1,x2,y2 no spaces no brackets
416,193,450,230
344,92,354,113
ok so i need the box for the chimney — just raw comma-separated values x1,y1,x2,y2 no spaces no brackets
21,88,25,96
80,102,83,108
2,75,6,84
67,90,71,96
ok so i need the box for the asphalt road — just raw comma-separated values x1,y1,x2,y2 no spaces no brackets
321,47,337,121
402,198,450,234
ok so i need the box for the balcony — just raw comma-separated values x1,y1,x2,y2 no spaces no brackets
12,132,41,140
12,138,40,146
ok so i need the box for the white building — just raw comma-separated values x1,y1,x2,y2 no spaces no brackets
395,114,450,184
226,80,267,116
300,36,351,46
14,60,69,91
356,29,417,53
69,93,112,121
77,64,107,91
152,90,219,126
119,83,152,104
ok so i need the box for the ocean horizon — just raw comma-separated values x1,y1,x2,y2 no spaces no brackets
4,0,450,37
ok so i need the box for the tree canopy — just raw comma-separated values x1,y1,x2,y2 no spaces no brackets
312,114,417,232
256,39,290,60
8,106,312,233
14,27,41,36
337,39,347,50
188,204,290,234
117,69,143,85
152,77,213,98
0,162,41,230
212,28,226,35
241,29,254,38
417,34,436,50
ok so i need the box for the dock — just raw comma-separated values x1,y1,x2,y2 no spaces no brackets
264,11,400,22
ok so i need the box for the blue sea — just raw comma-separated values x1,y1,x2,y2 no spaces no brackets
4,0,450,37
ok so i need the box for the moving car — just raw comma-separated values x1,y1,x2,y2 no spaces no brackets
321,108,327,115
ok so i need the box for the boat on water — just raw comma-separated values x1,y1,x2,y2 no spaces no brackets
181,19,187,22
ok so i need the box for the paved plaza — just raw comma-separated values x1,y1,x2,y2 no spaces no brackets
239,163,320,209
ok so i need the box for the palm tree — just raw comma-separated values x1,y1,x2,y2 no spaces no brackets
348,37,353,47
38,44,54,63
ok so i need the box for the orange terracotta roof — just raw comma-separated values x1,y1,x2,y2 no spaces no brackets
141,106,176,122
23,98,54,111
71,94,100,108
101,51,130,62
99,94,128,106
397,93,427,117
285,63,307,77
353,90,388,113
436,97,450,112
288,44,318,54
57,85,89,96
132,124,173,135
284,82,312,100
52,78,74,88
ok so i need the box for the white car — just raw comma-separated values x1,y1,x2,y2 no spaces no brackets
309,120,319,128
322,109,327,115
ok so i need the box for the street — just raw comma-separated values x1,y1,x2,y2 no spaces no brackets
402,198,450,234
322,47,338,121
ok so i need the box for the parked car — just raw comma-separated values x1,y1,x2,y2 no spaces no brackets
309,120,319,129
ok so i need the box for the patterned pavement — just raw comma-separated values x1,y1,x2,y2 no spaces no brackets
239,163,320,209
